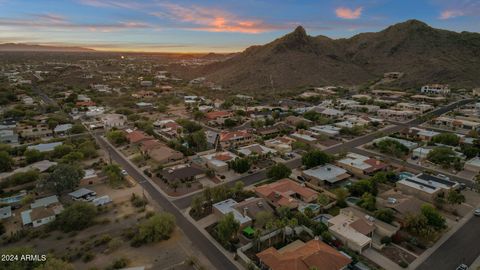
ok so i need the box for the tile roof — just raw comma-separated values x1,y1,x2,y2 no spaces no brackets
257,239,351,270
255,179,318,208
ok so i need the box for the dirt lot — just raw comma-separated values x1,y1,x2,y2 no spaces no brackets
2,184,214,270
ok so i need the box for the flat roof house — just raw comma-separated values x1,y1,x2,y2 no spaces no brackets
27,142,63,153
22,195,63,228
264,136,295,153
213,198,252,228
396,173,459,202
237,144,277,157
337,153,387,177
254,179,318,209
302,164,350,186
160,164,206,183
201,151,238,173
464,157,480,173
257,239,351,270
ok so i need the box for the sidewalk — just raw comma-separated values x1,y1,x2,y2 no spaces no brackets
363,249,402,270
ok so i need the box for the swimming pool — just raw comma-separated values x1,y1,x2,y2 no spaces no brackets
398,171,415,180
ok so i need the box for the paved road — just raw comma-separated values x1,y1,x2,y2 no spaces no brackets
95,135,239,270
417,216,480,270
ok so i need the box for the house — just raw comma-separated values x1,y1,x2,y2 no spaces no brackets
154,120,182,139
285,116,312,127
27,142,63,153
310,125,341,138
205,130,220,149
432,116,480,131
257,239,351,270
377,109,417,121
312,107,344,118
302,164,350,186
159,164,206,183
372,136,418,150
237,144,277,157
86,106,105,117
69,188,97,201
213,199,252,228
139,140,184,164
234,197,274,221
464,157,480,173
0,160,57,180
421,84,450,95
53,124,72,135
132,90,156,99
126,130,153,144
219,130,254,149
101,114,127,129
0,129,19,145
80,169,101,186
337,153,387,177
0,206,12,220
396,173,459,202
22,195,63,227
201,151,238,173
291,131,317,145
254,179,318,209
92,195,112,206
205,111,233,125
377,189,425,224
403,127,440,142
16,123,53,139
328,207,399,253
396,102,433,113
264,136,295,153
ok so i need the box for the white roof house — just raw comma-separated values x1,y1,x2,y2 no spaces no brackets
309,125,341,137
237,144,277,156
213,199,252,226
372,136,418,150
27,142,63,153
53,124,72,133
302,164,350,184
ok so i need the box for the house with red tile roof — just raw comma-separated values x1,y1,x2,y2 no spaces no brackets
257,239,351,270
219,130,254,149
254,179,318,209
126,130,153,144
205,110,233,125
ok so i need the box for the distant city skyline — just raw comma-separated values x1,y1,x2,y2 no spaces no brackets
0,0,479,53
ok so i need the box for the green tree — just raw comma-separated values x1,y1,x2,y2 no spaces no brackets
70,123,86,134
349,179,378,196
54,202,97,232
446,190,466,205
421,204,446,230
216,212,240,247
106,130,127,146
52,144,73,159
357,192,376,211
374,208,395,224
186,130,207,151
432,133,460,146
374,139,409,158
333,188,349,207
255,211,274,229
24,149,44,164
45,164,84,194
78,141,98,158
229,158,251,174
193,110,205,120
132,213,176,245
0,151,12,172
267,163,291,180
301,150,333,169
103,164,125,188
427,147,461,169
60,151,84,164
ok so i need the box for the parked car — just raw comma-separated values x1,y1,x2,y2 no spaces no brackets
456,264,468,270
121,169,128,176
474,208,480,217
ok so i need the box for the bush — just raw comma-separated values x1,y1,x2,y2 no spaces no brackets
131,213,176,246
54,202,97,232
130,193,148,208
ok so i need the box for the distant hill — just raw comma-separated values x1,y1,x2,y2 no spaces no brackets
0,43,95,52
194,20,480,92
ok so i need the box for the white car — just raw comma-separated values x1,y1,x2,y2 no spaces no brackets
121,169,128,176
474,209,480,217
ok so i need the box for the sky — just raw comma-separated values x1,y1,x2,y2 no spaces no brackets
0,0,478,53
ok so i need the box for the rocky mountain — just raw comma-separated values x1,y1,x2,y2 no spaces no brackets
195,20,480,92
0,43,95,52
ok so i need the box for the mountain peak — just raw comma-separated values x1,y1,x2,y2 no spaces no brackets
292,25,307,36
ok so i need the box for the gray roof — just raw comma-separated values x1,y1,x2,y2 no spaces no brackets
27,142,63,153
68,188,95,199
0,206,12,219
30,195,59,209
54,124,72,133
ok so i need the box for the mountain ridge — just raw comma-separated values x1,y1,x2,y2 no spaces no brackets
194,19,480,92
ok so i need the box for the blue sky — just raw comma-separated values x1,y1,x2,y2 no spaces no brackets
0,0,478,52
